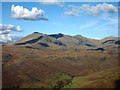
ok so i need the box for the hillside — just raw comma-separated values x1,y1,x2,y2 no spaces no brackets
2,32,119,89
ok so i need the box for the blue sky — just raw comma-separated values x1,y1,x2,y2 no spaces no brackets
1,1,119,42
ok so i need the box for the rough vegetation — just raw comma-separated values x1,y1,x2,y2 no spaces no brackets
2,32,119,89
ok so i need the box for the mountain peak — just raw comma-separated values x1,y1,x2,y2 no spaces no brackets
102,36,118,41
74,35,83,37
33,32,43,34
58,33,64,35
48,33,64,39
33,32,39,33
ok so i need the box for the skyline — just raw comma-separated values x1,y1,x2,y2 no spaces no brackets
0,1,119,42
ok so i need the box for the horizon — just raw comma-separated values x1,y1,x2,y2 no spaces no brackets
1,31,119,43
23,31,119,40
0,1,119,42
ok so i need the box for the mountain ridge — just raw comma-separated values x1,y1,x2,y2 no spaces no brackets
6,32,119,52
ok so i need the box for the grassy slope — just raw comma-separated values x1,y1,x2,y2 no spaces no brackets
2,45,119,88
63,68,119,88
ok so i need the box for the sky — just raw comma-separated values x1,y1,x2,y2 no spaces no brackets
0,1,119,42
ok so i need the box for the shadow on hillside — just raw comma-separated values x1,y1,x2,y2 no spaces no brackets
115,79,120,90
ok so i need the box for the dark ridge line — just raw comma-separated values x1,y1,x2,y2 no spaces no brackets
102,40,115,44
48,33,64,39
89,48,105,51
38,43,49,47
15,36,43,45
84,44,96,47
115,41,120,45
53,41,67,46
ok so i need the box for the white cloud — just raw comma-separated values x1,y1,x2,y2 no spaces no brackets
65,5,81,16
0,24,23,34
0,24,23,42
39,0,64,7
81,3,117,16
65,11,75,16
68,5,78,8
0,34,23,42
11,4,48,21
65,11,80,16
65,3,117,16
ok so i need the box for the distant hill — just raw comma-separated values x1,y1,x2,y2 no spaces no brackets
6,32,119,52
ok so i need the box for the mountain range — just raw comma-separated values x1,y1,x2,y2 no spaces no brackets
7,32,120,52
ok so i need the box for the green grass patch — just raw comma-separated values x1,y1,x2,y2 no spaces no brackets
56,73,71,80
63,69,118,88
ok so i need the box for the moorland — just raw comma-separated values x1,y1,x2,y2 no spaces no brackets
2,32,120,88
